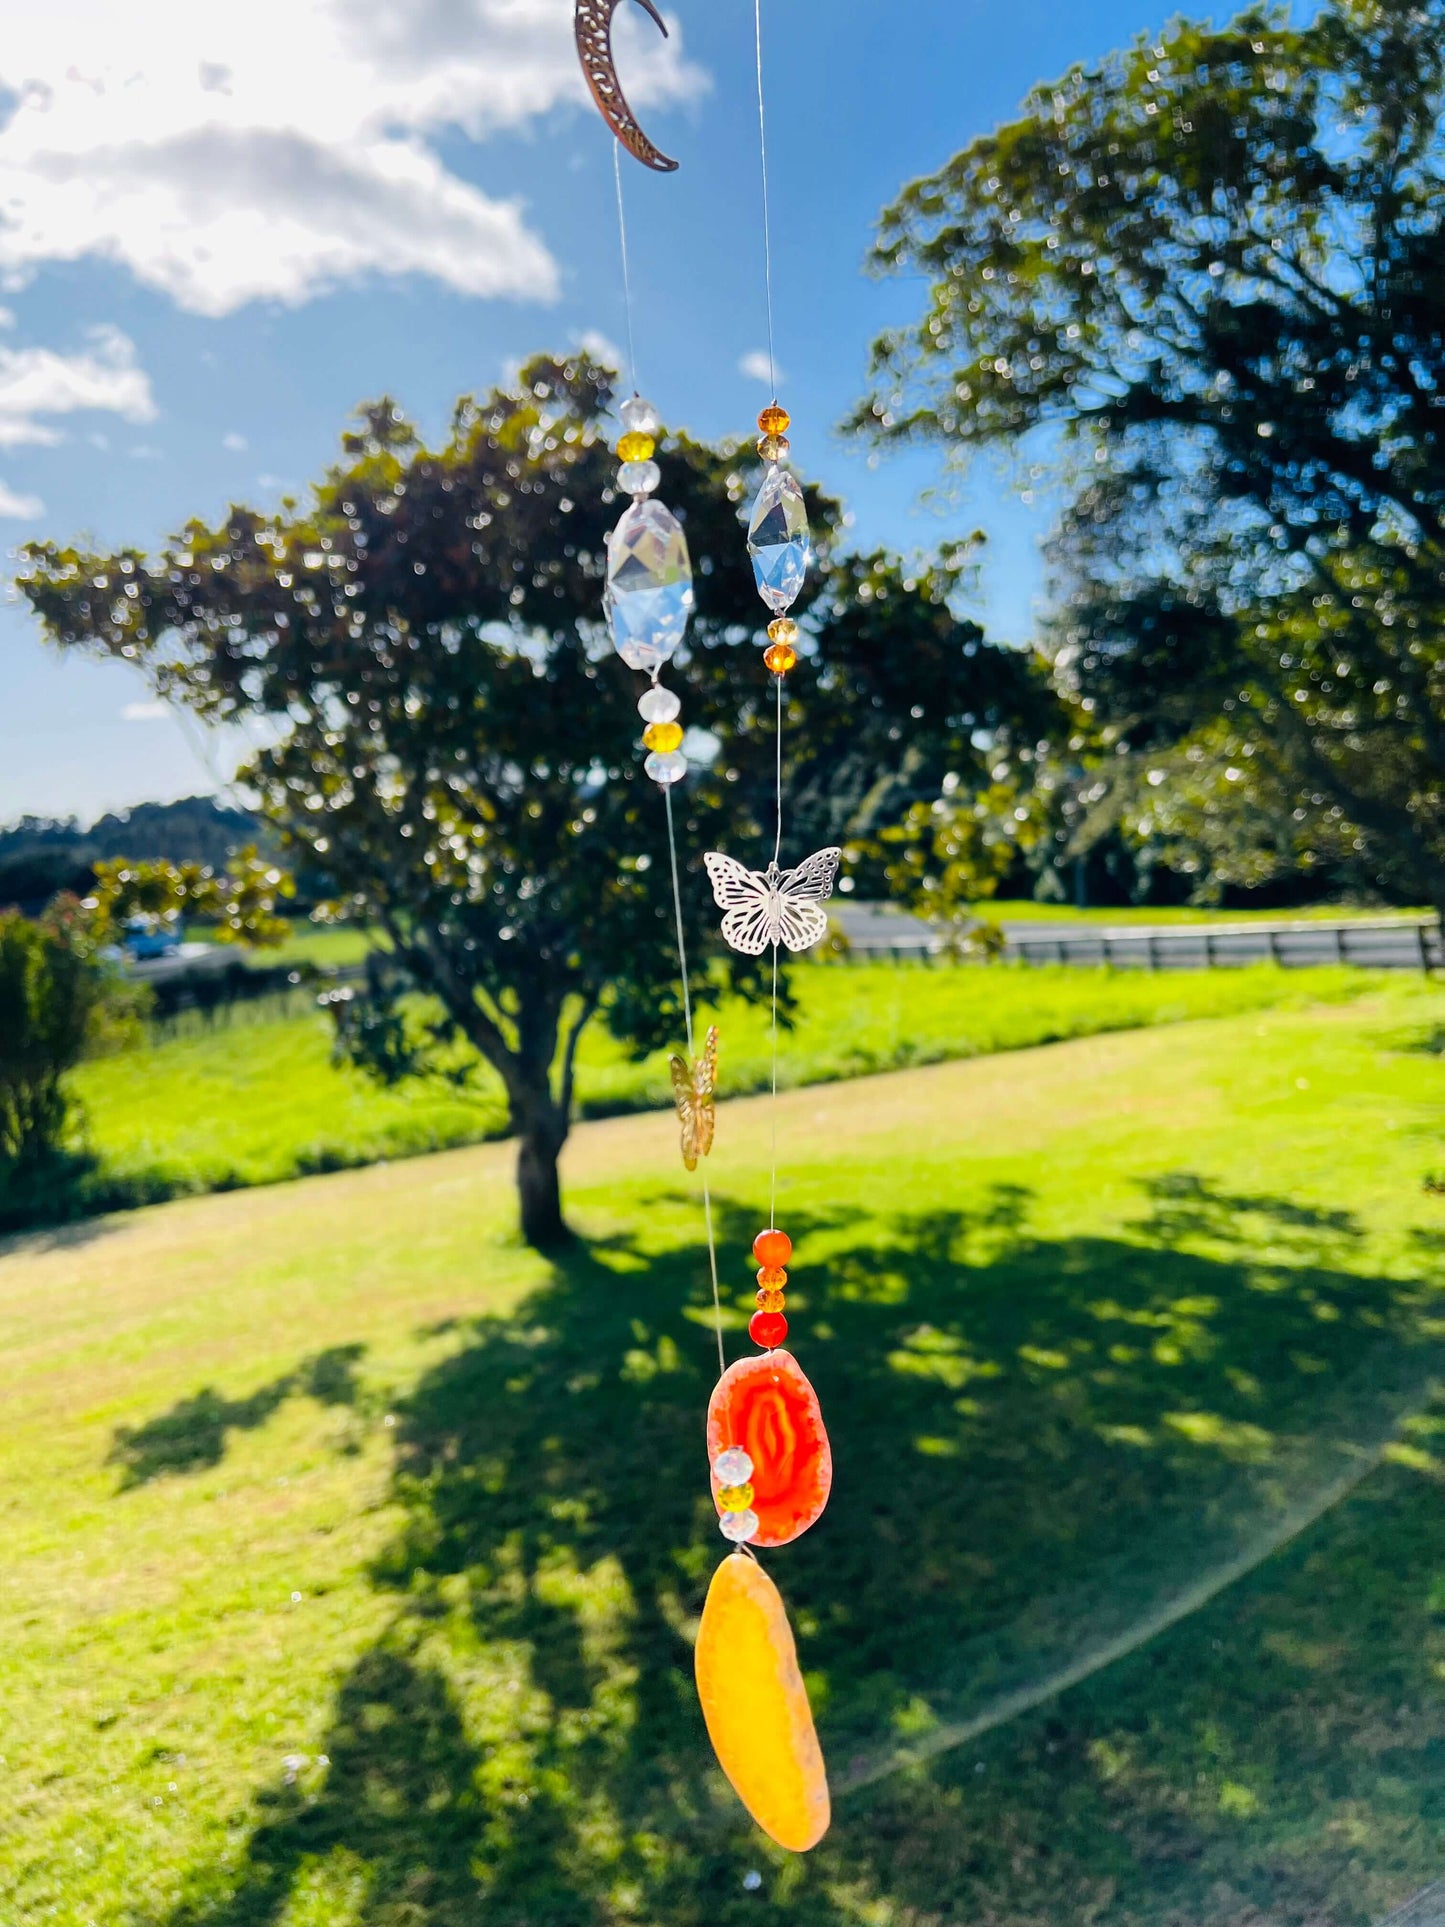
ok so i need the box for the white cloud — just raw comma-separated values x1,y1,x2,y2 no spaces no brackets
739,349,783,385
573,329,625,374
0,479,43,516
0,324,154,446
122,700,169,721
222,431,248,451
0,1,706,316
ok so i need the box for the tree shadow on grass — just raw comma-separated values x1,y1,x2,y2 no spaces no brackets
110,1343,367,1487
154,1182,1445,1926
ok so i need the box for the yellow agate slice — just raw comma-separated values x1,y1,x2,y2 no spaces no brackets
694,1552,830,1851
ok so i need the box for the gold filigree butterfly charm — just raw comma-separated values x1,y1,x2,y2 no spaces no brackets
670,1025,719,1171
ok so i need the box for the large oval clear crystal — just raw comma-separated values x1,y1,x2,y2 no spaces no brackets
747,465,810,614
605,498,695,673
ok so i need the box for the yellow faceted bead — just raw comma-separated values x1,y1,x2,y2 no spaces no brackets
763,641,797,675
756,1287,786,1313
758,404,791,436
717,1481,756,1512
768,617,799,645
643,720,684,753
617,430,656,463
757,433,791,462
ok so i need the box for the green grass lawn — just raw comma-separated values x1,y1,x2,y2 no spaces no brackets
1,980,1442,1925
973,901,1433,925
70,963,1387,1213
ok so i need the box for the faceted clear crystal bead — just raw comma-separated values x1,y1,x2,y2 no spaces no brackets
719,1507,759,1543
618,458,660,497
621,395,660,436
638,684,681,723
605,498,695,673
644,749,687,785
713,1446,754,1485
747,465,811,614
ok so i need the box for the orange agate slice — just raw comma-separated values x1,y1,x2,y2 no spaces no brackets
707,1349,831,1547
695,1552,830,1851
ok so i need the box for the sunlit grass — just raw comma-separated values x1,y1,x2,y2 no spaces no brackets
1,980,1442,1924
71,962,1385,1213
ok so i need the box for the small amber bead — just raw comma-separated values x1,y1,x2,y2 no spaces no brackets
642,719,683,753
757,433,790,462
617,430,656,463
753,1227,792,1267
717,1480,755,1511
767,617,799,646
763,641,797,675
749,1309,788,1349
758,404,791,436
756,1287,786,1313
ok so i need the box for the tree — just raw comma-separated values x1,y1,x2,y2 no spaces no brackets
852,0,1445,917
19,354,1045,1246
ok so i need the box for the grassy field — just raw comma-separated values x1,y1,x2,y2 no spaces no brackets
971,901,1433,926
1,979,1442,1925
70,964,1388,1212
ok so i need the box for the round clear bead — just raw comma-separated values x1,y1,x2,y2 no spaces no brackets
713,1446,754,1486
618,458,660,497
638,684,681,723
644,749,687,786
621,395,660,435
719,1508,759,1543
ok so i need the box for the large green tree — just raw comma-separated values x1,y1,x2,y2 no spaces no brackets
852,0,1445,916
19,354,1045,1245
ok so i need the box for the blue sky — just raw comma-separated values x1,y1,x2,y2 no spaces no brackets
0,0,1179,824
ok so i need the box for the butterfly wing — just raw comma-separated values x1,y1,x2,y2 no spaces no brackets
670,1051,699,1170
773,846,842,953
704,851,776,955
694,1025,718,1160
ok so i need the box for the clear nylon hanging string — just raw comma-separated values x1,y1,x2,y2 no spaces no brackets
754,0,784,1234
665,784,726,1380
769,673,782,1227
613,141,640,394
753,0,779,399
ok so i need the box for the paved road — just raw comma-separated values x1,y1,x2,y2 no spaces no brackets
831,903,1441,971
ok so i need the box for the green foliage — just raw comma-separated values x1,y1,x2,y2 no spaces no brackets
0,907,96,1170
1,987,1441,1924
18,351,1050,1244
853,0,1445,915
0,902,148,1200
89,849,292,948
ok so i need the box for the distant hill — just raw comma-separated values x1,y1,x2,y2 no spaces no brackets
0,796,267,911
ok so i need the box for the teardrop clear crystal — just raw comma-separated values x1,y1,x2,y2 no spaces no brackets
605,498,695,673
747,465,810,614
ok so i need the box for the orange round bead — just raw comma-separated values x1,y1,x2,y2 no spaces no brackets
642,719,683,753
763,641,797,675
756,1287,786,1313
753,1227,792,1267
749,1309,788,1349
617,430,655,463
758,404,791,436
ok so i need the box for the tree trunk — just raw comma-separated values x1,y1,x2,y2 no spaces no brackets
512,1082,571,1250
517,1128,568,1249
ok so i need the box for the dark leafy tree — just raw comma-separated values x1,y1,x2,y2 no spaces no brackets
852,0,1445,916
19,354,1048,1246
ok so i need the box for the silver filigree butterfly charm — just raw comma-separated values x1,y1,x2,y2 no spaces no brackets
703,847,841,956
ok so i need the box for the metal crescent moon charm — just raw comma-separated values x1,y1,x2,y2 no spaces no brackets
575,0,680,173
